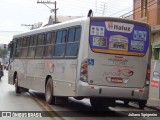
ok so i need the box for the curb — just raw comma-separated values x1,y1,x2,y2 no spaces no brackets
145,105,160,111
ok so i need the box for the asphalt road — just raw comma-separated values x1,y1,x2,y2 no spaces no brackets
0,70,159,120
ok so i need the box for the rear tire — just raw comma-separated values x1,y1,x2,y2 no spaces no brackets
90,98,106,110
139,100,147,109
124,100,129,106
45,78,55,104
15,75,21,94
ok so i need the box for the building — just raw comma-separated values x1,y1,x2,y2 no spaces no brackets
133,0,160,102
133,0,160,60
47,15,82,25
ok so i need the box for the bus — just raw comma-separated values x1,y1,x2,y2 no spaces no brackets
8,17,151,109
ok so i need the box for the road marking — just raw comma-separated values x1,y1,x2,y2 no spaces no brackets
28,92,64,120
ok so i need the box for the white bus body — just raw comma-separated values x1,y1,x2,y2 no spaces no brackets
8,17,151,109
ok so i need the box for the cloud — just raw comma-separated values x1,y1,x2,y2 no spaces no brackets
0,36,12,44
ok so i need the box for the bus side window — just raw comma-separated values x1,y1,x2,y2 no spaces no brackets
44,32,53,58
21,37,29,57
51,32,56,44
28,35,37,58
9,40,15,58
12,39,17,58
75,27,81,41
68,28,75,42
36,34,45,57
15,38,22,57
66,27,81,57
54,30,66,57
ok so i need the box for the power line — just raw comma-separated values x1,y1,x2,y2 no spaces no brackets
97,0,133,16
109,6,133,17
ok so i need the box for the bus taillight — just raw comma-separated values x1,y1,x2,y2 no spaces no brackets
145,64,150,86
80,60,88,82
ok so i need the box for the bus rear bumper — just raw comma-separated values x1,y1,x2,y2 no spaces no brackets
77,81,149,101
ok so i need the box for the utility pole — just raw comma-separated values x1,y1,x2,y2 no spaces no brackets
37,0,58,24
103,3,106,16
21,24,34,30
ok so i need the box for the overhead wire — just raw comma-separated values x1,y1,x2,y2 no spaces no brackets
108,6,133,16
96,0,133,16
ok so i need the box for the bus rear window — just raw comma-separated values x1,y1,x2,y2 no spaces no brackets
89,21,149,56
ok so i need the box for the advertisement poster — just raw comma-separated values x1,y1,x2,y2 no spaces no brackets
89,21,149,56
149,61,160,99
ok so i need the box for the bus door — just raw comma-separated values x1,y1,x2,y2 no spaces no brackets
8,41,16,85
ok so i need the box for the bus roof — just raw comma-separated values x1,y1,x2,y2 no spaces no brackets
13,17,88,38
13,17,150,39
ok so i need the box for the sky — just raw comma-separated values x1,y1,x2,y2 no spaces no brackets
0,0,133,44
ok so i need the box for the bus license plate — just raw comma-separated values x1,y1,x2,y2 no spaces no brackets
111,77,123,83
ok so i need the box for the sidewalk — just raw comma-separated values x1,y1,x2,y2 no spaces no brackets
146,99,160,110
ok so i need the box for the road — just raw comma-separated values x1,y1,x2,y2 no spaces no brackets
0,70,159,120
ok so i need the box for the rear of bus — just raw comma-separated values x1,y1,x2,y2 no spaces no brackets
78,17,151,109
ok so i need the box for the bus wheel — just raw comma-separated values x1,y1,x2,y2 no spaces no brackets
139,100,147,109
45,78,55,104
15,75,21,94
90,98,106,110
124,100,129,106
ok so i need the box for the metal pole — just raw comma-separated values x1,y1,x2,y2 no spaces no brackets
55,1,57,24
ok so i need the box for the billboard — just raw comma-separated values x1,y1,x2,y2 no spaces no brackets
89,21,149,56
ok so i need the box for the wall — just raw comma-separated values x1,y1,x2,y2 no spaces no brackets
134,0,158,26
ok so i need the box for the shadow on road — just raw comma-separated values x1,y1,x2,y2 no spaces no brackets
27,91,131,117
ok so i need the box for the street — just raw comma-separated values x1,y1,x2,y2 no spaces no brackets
0,70,159,120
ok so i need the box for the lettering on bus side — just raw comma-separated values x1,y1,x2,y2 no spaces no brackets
107,56,128,66
103,68,134,77
108,58,128,66
35,62,45,69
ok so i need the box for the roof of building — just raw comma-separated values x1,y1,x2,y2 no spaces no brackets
48,15,83,25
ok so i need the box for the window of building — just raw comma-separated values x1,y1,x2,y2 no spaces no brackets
141,0,147,18
153,44,160,60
